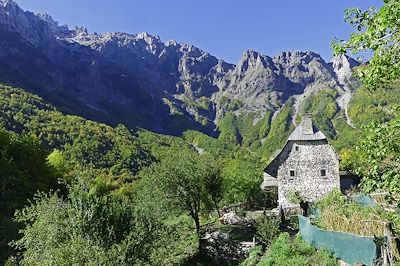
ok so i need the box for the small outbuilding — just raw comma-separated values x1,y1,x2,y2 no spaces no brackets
261,115,340,211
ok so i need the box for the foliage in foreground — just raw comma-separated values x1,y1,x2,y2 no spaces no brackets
11,171,198,266
241,233,338,266
333,0,400,88
352,108,400,195
315,189,393,237
239,245,264,266
255,217,280,247
314,189,400,262
0,127,61,262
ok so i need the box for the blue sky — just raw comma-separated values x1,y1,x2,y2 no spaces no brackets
16,0,382,64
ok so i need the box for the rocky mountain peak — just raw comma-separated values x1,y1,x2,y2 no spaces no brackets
331,54,359,69
331,54,360,86
37,13,71,37
165,39,178,47
1,0,17,9
274,50,324,66
74,26,88,35
237,49,275,73
136,31,161,45
241,49,269,62
242,49,260,59
37,13,57,26
0,0,45,46
0,0,360,134
0,0,23,16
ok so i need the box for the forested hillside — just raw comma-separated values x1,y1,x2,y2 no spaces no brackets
0,83,267,264
1,74,399,264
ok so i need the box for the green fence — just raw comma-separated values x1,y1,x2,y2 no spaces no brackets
298,215,381,265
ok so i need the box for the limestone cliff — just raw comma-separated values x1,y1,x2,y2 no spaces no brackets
0,0,358,136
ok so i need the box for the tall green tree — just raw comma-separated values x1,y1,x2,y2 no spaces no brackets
140,147,222,244
221,155,263,206
332,0,400,88
354,109,400,193
333,1,400,195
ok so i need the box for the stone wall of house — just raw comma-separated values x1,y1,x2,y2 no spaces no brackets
277,140,340,209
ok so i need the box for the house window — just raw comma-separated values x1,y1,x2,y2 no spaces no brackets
295,146,299,151
321,169,327,177
289,170,295,177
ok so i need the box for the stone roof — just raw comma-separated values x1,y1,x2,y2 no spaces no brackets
288,114,326,141
263,115,331,176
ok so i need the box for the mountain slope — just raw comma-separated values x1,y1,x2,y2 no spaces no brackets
0,0,359,138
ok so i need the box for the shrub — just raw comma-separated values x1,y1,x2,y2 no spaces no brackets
287,190,306,204
315,189,391,237
258,233,338,266
239,245,263,266
255,217,280,246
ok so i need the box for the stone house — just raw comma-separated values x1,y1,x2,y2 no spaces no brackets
261,115,340,211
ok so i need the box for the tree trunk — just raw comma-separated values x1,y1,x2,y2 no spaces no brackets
213,197,221,217
193,213,203,252
194,214,200,238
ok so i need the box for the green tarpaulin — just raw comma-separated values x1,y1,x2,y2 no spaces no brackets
298,215,381,266
350,195,377,207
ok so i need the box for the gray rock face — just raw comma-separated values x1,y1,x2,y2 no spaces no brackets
216,50,343,123
330,54,361,127
331,54,360,86
0,0,358,134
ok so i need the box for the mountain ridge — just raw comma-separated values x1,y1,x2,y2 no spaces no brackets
0,0,358,138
